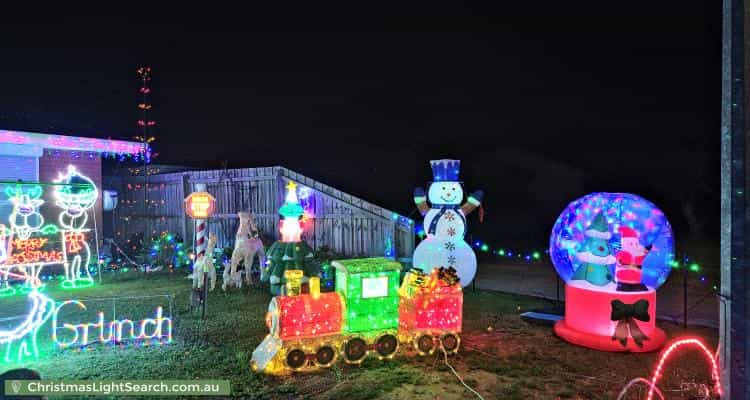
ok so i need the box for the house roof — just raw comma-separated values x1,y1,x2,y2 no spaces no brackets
0,129,144,155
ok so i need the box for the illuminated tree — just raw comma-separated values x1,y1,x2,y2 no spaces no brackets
571,212,615,286
264,181,318,294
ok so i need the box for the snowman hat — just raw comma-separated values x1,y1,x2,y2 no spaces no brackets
619,226,639,239
584,212,611,239
430,159,461,182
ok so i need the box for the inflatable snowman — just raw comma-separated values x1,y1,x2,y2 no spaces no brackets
412,159,483,286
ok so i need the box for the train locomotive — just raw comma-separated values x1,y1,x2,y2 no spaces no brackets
251,257,463,374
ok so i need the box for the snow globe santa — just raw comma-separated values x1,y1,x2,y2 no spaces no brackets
550,193,674,352
412,159,483,286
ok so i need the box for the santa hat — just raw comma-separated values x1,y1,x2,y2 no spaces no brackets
619,226,639,239
584,212,611,239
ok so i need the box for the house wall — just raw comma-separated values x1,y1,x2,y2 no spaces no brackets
38,150,104,241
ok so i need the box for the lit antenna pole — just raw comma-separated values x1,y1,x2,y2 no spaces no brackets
136,66,155,247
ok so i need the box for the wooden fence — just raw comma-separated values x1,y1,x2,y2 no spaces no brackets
113,166,414,259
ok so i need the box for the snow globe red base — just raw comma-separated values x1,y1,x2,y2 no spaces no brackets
549,193,674,352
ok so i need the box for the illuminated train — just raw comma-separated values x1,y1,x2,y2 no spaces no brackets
251,257,463,374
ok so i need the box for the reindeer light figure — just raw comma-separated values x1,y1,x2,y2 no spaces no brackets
53,166,98,289
225,212,266,290
5,185,44,241
3,185,53,292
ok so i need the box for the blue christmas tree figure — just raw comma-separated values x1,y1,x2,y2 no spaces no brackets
571,212,616,286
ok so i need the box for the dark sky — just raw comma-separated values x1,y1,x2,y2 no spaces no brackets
0,3,721,245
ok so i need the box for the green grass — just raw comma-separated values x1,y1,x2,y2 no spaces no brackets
0,270,721,399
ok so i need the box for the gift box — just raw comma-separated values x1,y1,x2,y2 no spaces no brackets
399,269,463,333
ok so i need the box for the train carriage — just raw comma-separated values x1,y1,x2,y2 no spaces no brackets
334,258,401,363
251,257,463,375
398,268,463,356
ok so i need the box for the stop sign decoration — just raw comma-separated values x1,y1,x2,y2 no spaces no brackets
185,192,216,219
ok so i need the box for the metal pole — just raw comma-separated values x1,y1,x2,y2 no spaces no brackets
112,298,117,342
720,1,748,397
202,274,208,319
144,146,148,243
683,253,688,329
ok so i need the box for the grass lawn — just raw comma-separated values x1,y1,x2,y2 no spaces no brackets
0,271,720,399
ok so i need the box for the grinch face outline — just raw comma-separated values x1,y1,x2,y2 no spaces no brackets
53,166,97,222
428,181,463,205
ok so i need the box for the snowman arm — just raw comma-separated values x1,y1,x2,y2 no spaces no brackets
413,187,429,216
460,192,482,215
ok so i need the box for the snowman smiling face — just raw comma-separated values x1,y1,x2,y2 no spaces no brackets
428,181,463,205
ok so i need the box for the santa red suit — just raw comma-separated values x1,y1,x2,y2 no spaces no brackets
615,227,648,292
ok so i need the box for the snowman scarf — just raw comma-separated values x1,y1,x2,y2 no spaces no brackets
427,204,466,236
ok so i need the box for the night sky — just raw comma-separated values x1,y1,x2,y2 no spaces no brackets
0,4,721,247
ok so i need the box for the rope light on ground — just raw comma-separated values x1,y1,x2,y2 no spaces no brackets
617,378,665,400
615,337,721,400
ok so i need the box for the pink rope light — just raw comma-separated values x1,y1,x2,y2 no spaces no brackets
646,337,722,400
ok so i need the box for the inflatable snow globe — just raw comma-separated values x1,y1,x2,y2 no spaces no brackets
550,192,674,352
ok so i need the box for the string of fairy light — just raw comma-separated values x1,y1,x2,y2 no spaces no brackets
134,66,156,164
419,229,718,292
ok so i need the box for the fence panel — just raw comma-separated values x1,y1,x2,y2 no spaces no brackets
114,167,414,258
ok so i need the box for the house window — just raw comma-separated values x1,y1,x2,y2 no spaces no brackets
0,155,39,221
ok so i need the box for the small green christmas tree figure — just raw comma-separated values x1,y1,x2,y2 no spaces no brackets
571,212,616,286
263,181,318,295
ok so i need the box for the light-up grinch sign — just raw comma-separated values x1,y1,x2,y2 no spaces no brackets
0,284,172,363
51,301,172,348
0,165,99,294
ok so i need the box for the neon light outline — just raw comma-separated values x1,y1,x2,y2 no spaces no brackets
2,185,49,292
646,337,722,400
52,301,172,348
5,185,44,241
53,165,98,289
0,271,54,363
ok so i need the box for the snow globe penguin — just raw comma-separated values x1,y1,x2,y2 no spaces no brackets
549,193,674,352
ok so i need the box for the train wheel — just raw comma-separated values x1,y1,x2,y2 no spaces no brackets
343,338,368,363
414,334,435,356
375,334,398,358
285,349,307,370
440,333,460,354
314,345,336,367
